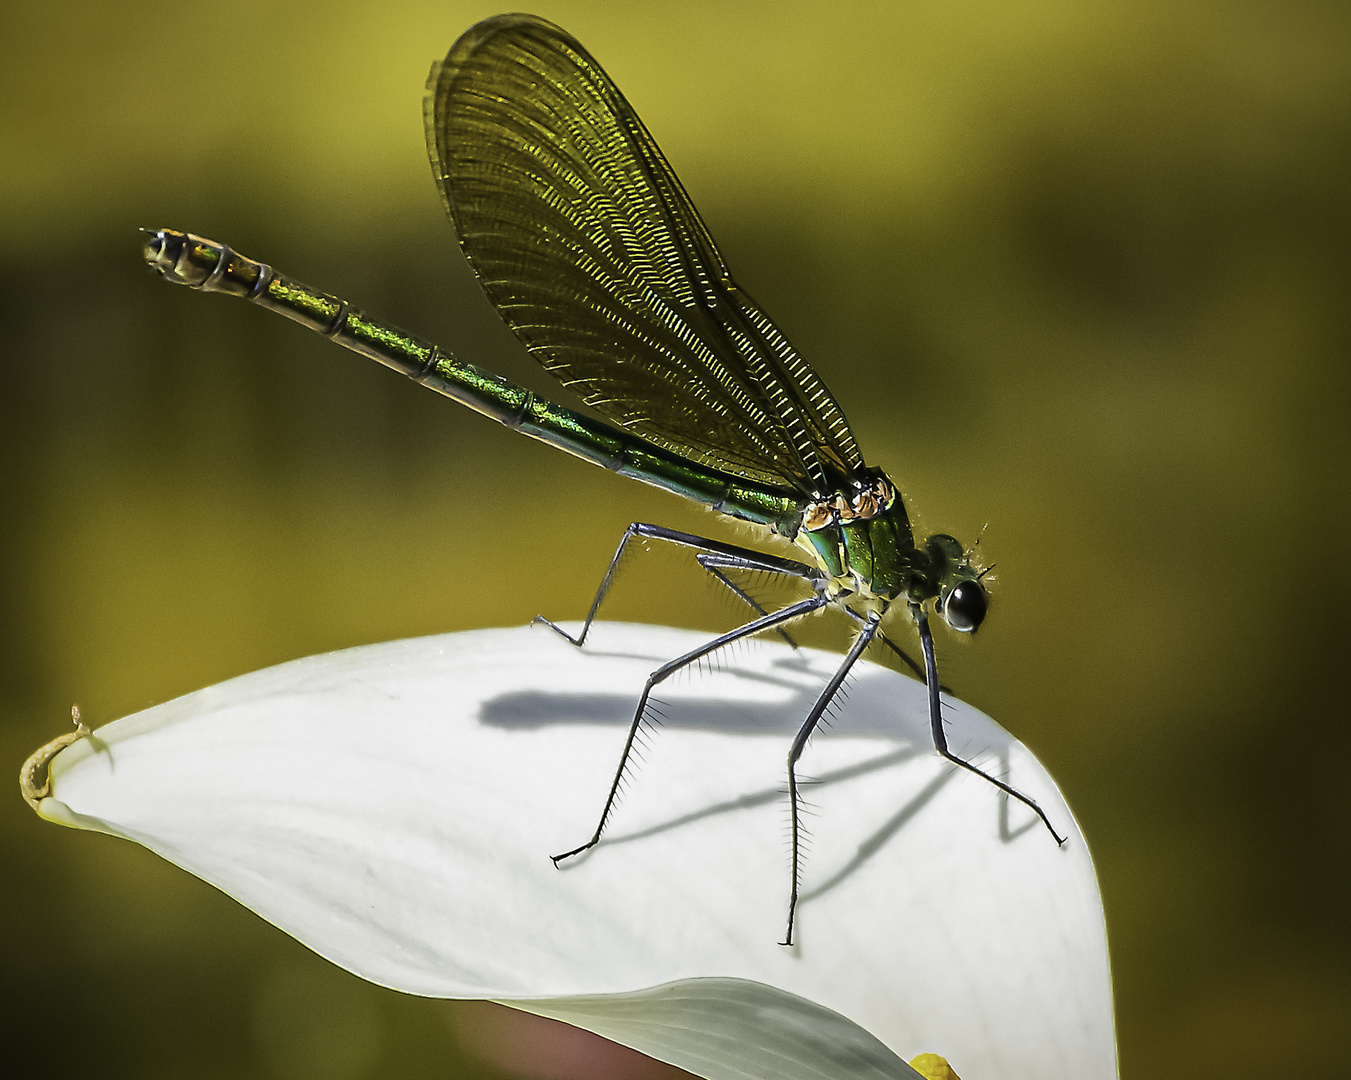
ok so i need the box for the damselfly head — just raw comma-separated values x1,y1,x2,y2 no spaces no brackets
922,533,989,634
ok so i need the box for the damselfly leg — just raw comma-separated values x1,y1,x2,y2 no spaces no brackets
550,591,829,865
696,551,803,649
782,612,882,946
912,603,1066,847
535,522,823,647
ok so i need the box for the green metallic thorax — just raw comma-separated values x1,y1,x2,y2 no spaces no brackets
795,497,921,603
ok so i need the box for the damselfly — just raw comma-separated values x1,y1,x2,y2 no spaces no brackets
144,13,1064,945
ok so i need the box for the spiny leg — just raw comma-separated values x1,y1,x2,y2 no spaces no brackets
911,602,1066,846
697,552,803,649
781,612,882,947
537,522,821,648
552,592,830,865
875,629,930,684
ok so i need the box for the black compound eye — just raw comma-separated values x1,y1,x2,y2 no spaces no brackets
943,580,987,633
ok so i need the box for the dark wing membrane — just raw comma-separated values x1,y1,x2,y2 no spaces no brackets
425,14,863,495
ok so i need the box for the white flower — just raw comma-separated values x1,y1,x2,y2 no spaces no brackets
26,623,1116,1080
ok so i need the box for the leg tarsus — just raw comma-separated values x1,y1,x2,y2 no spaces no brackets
938,744,1068,846
534,613,585,647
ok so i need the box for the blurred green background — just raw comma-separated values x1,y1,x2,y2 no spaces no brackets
3,1,1348,1078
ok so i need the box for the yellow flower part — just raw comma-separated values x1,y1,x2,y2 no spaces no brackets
909,1053,961,1080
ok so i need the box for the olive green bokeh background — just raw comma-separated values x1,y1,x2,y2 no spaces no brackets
3,2,1348,1078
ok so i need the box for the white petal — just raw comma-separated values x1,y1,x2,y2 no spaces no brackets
39,623,1115,1080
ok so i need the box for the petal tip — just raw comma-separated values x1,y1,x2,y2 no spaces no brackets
35,797,82,829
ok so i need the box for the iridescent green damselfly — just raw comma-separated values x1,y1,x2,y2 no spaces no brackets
144,13,1064,945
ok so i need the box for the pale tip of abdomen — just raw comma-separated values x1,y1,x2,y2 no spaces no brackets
140,227,193,285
